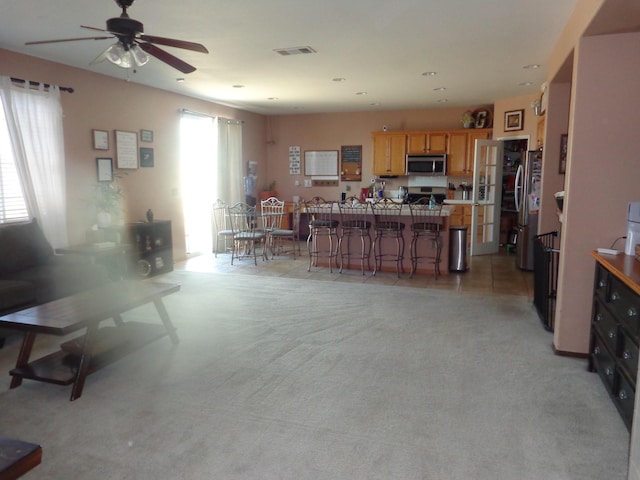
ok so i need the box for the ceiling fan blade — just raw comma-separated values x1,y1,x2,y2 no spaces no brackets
137,42,197,74
81,25,109,33
139,34,208,53
26,36,112,45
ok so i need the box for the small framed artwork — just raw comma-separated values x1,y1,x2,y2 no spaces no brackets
96,157,113,182
504,109,524,131
92,129,109,150
115,130,138,169
140,129,154,143
140,147,154,167
559,134,568,174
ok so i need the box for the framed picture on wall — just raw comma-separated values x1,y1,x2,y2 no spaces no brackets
96,157,113,182
504,109,524,131
559,134,568,174
92,129,109,150
140,147,154,167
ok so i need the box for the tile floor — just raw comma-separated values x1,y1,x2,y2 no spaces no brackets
176,242,534,298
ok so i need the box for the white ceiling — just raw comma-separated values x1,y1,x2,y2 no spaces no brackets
0,0,581,115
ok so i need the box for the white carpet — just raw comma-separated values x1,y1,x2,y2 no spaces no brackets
0,270,630,479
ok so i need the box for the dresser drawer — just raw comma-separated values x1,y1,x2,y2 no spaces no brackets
592,300,619,355
619,330,639,387
592,334,617,392
609,276,640,336
615,371,635,429
594,263,609,302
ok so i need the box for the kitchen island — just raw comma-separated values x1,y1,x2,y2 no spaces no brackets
304,203,457,276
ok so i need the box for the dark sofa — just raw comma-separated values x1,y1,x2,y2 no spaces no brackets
0,219,111,345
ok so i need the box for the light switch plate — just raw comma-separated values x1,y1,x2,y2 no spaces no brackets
304,179,312,187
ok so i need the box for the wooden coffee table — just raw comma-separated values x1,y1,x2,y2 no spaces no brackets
0,280,180,401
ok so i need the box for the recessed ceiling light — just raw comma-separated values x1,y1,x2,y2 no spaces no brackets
422,71,437,76
267,97,279,100
332,77,346,82
232,85,245,89
369,102,380,106
176,78,185,83
522,64,541,69
519,81,533,86
437,99,448,103
355,91,368,96
433,87,446,91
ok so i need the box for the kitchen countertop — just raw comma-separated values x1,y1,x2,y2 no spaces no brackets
443,199,473,205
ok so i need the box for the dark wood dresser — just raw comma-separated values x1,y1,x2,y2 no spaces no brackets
589,252,640,430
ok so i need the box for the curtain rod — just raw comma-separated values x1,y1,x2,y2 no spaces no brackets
10,77,74,93
179,108,244,124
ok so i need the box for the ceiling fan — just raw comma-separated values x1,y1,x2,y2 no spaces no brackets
25,0,208,74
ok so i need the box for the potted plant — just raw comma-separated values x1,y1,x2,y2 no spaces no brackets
461,111,475,129
92,181,124,227
259,180,278,201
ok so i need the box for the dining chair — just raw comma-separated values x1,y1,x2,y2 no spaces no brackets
212,199,234,257
338,196,372,275
260,196,285,259
371,198,405,278
408,197,443,279
304,197,339,272
226,202,267,265
269,201,301,258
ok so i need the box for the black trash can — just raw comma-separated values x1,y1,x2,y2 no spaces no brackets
449,226,468,272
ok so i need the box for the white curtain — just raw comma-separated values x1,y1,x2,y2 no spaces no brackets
217,118,244,205
0,77,68,248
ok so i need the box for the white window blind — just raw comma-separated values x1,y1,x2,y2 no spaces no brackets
0,97,29,222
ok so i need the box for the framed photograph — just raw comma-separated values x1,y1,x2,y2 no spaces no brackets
504,109,524,131
140,147,154,167
115,130,138,169
559,134,568,174
475,111,488,129
96,157,113,182
140,129,154,143
92,129,109,150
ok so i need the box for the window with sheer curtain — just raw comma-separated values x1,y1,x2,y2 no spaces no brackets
0,77,68,248
0,97,29,222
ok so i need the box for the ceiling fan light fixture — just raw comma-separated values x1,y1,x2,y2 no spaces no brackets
105,42,127,66
130,44,150,66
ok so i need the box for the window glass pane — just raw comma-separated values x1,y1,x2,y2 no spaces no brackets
0,98,29,222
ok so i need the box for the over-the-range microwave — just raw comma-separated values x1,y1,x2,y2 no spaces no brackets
405,153,447,176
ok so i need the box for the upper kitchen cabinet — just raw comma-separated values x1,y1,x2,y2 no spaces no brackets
407,131,448,154
373,132,407,175
447,131,469,175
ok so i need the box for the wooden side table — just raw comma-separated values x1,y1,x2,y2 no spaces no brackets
0,436,42,479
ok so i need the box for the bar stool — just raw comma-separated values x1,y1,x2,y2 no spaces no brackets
408,198,443,278
371,198,405,278
338,197,372,275
304,197,339,272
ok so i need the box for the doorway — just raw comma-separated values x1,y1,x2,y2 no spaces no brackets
500,137,529,248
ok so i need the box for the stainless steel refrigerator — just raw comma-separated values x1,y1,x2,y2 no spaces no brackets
514,150,542,270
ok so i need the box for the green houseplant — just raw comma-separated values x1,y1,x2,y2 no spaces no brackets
461,111,475,129
92,181,124,227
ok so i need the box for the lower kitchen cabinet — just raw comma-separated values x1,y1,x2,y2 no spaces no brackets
589,254,640,430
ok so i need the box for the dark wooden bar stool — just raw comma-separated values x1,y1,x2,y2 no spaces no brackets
338,197,372,275
408,198,443,278
371,198,405,278
304,197,339,272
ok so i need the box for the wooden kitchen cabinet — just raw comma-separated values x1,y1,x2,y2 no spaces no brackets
407,131,448,154
447,131,469,175
373,133,407,175
449,204,484,245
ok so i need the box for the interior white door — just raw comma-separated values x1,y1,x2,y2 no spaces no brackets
470,139,504,256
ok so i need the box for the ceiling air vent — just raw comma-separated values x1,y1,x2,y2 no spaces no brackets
273,46,317,56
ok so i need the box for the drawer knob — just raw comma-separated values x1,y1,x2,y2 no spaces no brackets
627,307,637,318
599,280,606,288
623,350,633,360
619,390,628,400
594,346,600,355
595,313,603,322
608,329,616,339
605,366,614,376
612,291,620,301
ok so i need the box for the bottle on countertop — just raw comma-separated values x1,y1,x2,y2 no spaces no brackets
146,209,154,223
429,195,436,209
